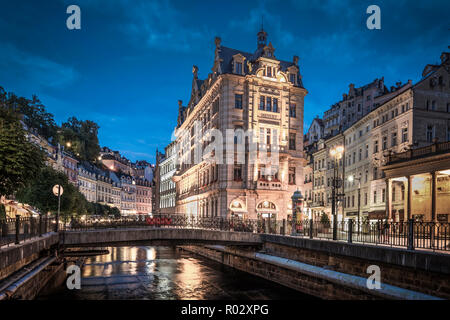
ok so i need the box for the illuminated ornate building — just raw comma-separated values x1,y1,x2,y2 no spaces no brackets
119,173,136,215
99,147,134,175
307,48,450,223
159,141,177,214
136,179,152,214
78,162,97,203
173,29,307,220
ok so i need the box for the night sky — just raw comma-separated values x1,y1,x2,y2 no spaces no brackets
0,0,449,162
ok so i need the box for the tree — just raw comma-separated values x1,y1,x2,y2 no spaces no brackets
60,117,100,161
15,166,87,218
0,102,45,197
320,212,330,227
13,93,58,141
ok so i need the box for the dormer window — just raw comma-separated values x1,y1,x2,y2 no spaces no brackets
232,54,245,75
235,62,242,75
289,73,296,84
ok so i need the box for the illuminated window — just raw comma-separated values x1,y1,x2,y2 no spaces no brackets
289,133,296,150
266,97,272,111
233,165,242,181
391,132,397,146
289,104,296,118
402,127,408,143
289,167,296,184
273,98,278,112
259,96,265,110
235,94,243,109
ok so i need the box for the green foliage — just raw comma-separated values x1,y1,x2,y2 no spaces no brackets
15,166,87,218
0,87,116,218
0,87,58,141
0,95,46,197
0,86,101,163
17,95,58,140
320,212,330,226
88,202,121,217
59,117,100,162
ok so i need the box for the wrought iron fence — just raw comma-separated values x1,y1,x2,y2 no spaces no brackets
4,213,448,252
66,215,450,252
0,215,56,247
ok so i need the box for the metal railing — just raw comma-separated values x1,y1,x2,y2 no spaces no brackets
387,141,450,164
66,215,450,252
0,215,56,248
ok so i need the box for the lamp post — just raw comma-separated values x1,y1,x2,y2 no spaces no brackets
291,190,304,236
348,174,361,234
52,184,63,232
329,145,344,240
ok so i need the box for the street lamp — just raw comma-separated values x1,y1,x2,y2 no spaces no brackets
348,174,361,234
66,141,71,148
291,190,304,236
329,145,344,240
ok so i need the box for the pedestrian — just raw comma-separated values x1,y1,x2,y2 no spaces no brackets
383,219,390,243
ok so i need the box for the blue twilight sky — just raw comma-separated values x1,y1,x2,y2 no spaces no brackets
0,0,449,162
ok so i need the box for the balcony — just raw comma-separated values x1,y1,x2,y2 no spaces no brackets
256,179,282,190
311,201,325,208
387,141,450,164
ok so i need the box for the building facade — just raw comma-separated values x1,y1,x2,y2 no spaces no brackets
383,141,450,223
308,49,450,222
136,179,152,214
173,30,307,220
119,174,136,215
159,141,177,214
78,163,97,203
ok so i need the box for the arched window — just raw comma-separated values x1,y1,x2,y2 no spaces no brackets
257,201,276,210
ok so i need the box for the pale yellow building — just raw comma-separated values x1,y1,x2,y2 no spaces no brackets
173,30,307,220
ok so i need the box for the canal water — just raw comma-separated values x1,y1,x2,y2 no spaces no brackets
39,246,314,300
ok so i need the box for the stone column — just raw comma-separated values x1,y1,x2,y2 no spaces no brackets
431,171,437,222
385,178,392,221
407,175,412,220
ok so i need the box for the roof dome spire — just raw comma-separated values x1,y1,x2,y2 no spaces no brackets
257,18,267,50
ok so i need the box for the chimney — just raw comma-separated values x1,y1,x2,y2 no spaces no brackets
215,36,221,49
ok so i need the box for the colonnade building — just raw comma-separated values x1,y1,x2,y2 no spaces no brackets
306,49,450,223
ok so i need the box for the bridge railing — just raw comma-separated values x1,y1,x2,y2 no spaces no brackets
0,215,56,247
65,215,450,252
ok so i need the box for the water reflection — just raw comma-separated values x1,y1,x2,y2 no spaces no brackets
41,246,313,300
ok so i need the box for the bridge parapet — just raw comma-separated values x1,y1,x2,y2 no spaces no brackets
62,228,262,247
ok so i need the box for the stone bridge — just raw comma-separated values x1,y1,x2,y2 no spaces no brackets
61,227,263,247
